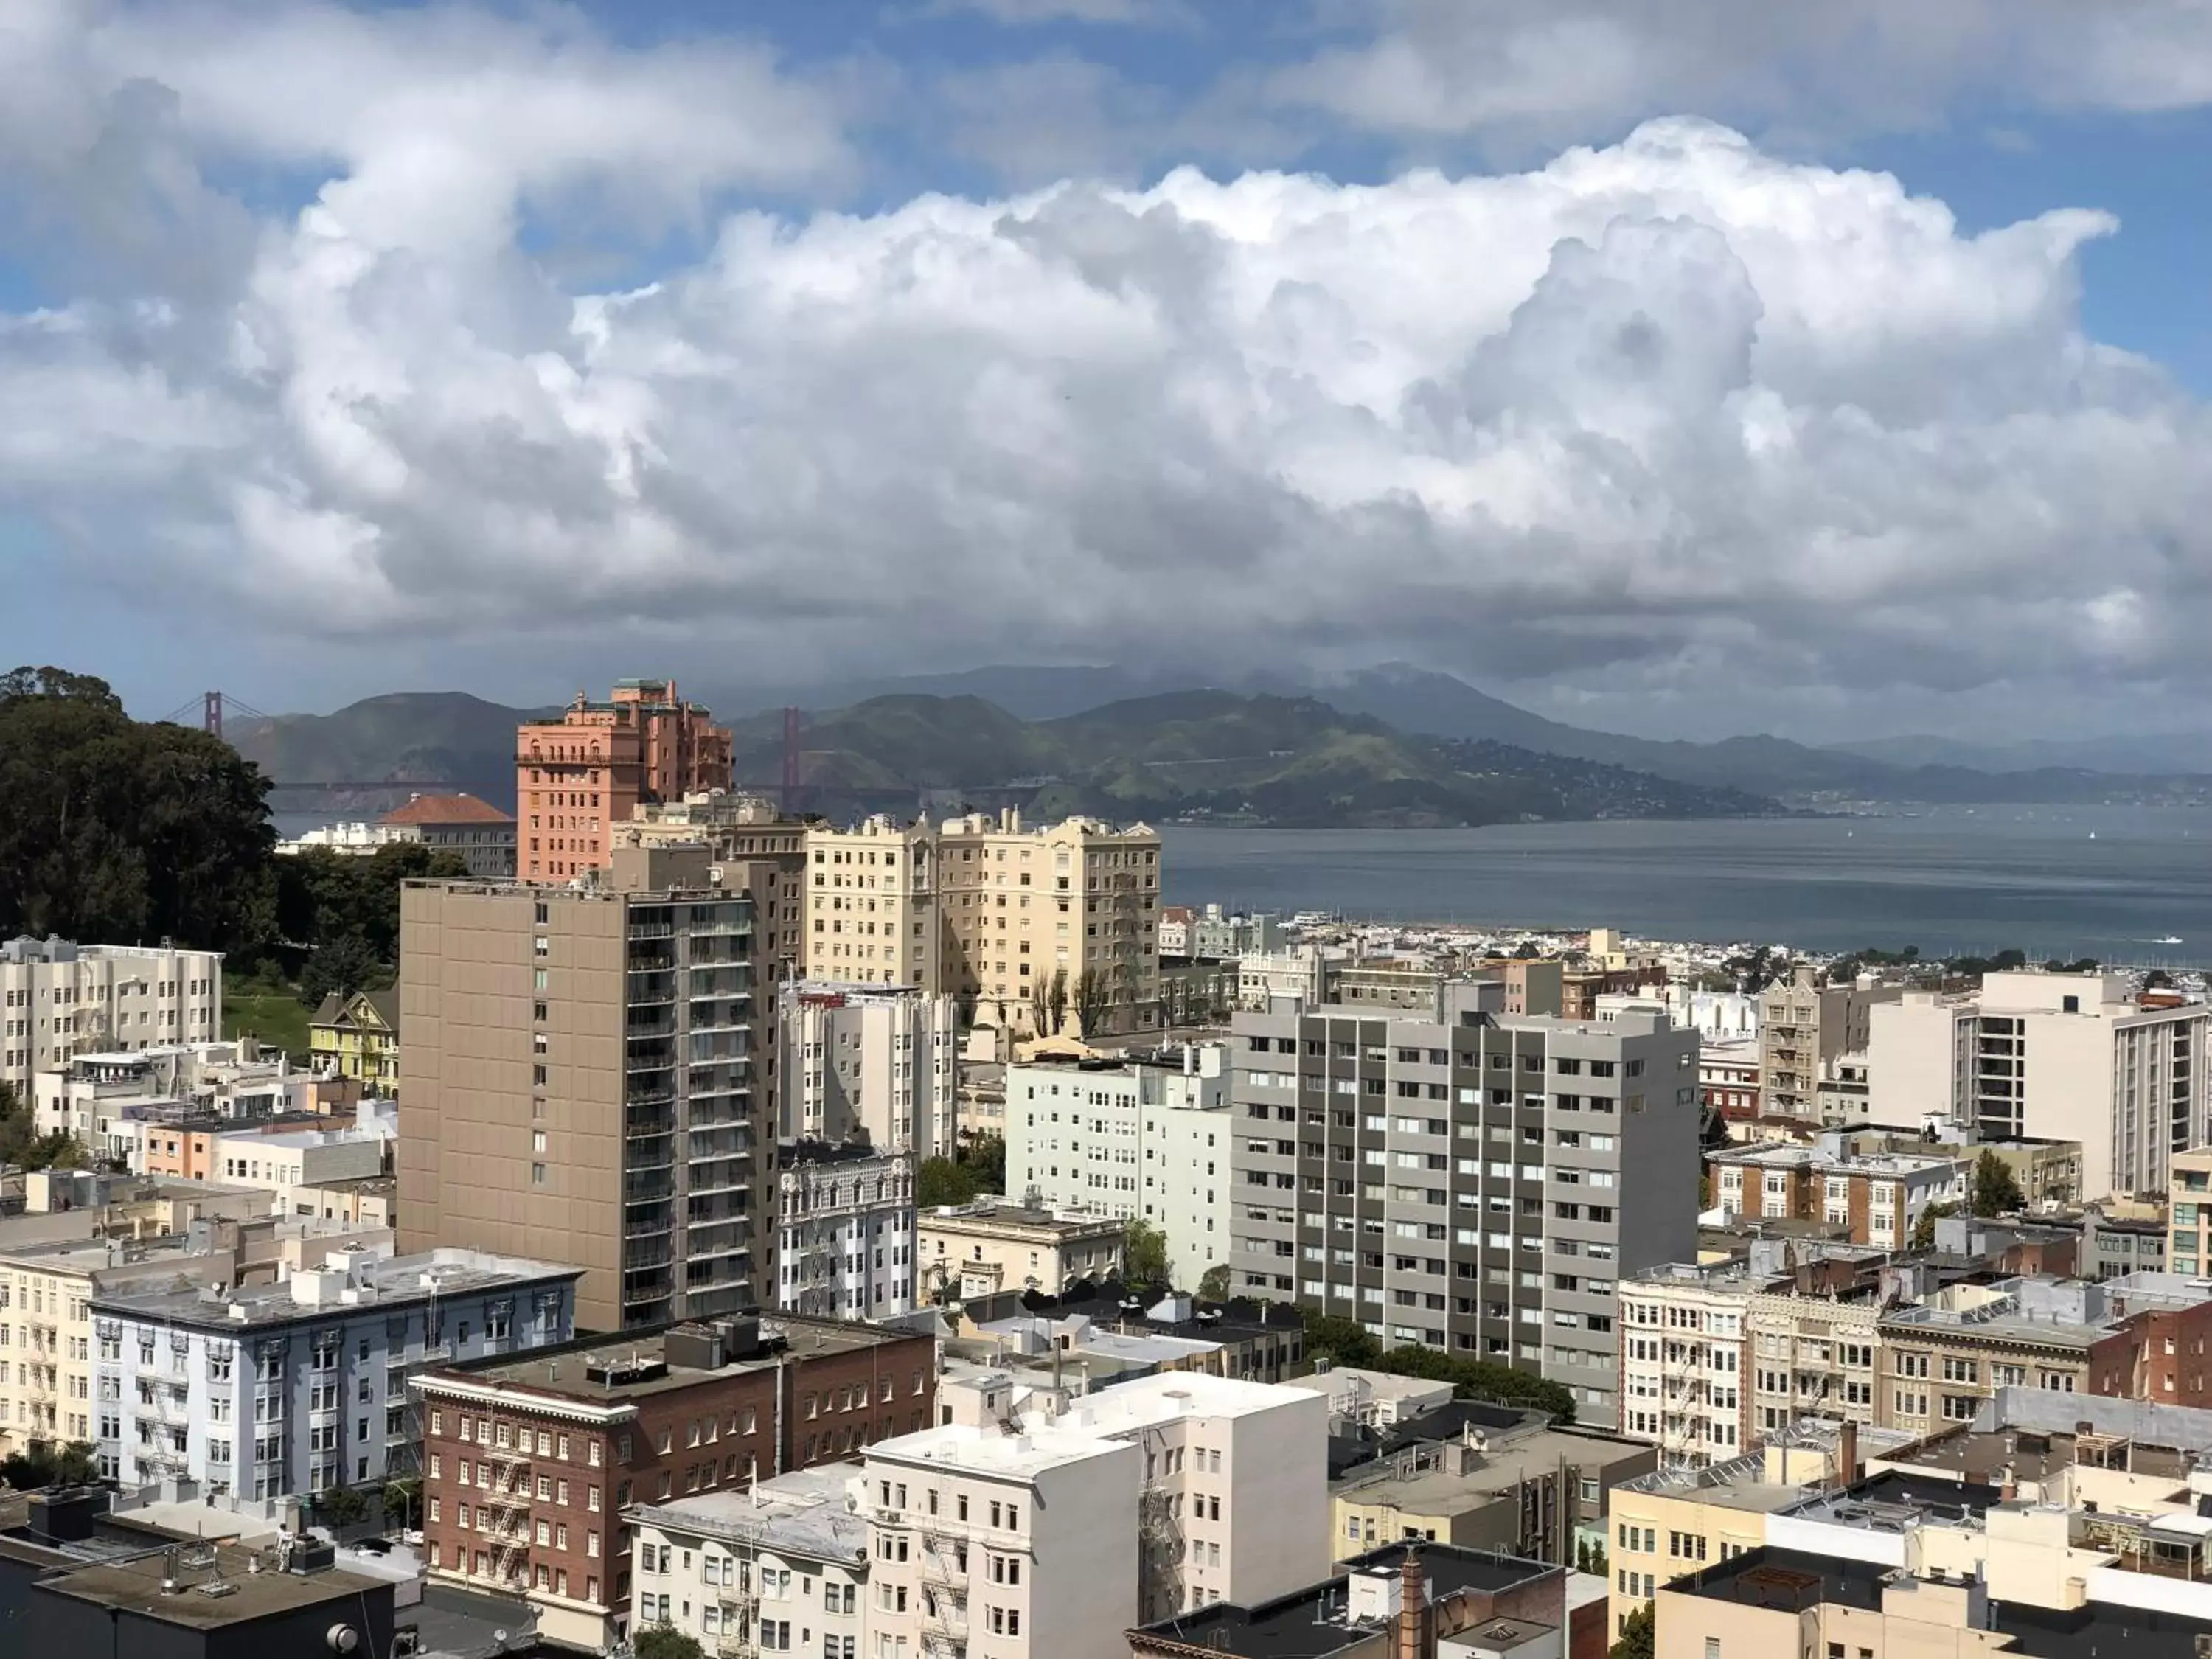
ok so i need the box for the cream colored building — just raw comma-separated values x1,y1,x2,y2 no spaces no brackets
0,1234,246,1452
776,979,959,1159
1617,1262,1754,1470
917,1200,1127,1299
1,936,223,1098
626,1462,867,1658
863,1368,1328,1655
1745,1282,1885,1440
804,815,940,992
935,810,1161,1037
1868,971,2211,1198
2171,1147,2212,1278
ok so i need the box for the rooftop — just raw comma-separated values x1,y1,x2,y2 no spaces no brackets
1673,1545,2212,1659
91,1247,577,1329
626,1463,868,1564
1130,1542,1559,1659
380,793,515,827
39,1541,388,1630
921,1200,1126,1237
421,1314,922,1408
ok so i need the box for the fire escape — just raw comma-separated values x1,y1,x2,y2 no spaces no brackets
917,1508,969,1659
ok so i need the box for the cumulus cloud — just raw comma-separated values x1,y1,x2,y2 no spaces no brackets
1268,0,2212,150
6,2,2212,726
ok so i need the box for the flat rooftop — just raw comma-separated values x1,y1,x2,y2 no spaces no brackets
627,1463,868,1564
92,1248,577,1330
1675,1546,2212,1659
427,1315,922,1405
921,1201,1124,1236
1130,1542,1558,1659
40,1543,387,1629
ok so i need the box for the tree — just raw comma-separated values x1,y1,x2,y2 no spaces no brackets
0,668,275,956
918,1157,981,1209
1046,968,1069,1035
636,1628,706,1659
1576,1537,1608,1576
1301,1313,1381,1369
0,1438,100,1489
1029,974,1051,1035
1125,1219,1171,1288
1197,1265,1232,1301
0,1082,86,1173
1972,1150,2025,1217
1071,970,1108,1034
382,1475,422,1531
313,1484,371,1528
965,1135,1006,1196
1610,1601,1655,1659
1913,1200,1962,1251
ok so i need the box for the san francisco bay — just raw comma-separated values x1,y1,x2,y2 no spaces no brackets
1159,806,2212,962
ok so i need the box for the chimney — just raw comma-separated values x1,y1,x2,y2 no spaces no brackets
1396,1550,1426,1659
1839,1421,1860,1488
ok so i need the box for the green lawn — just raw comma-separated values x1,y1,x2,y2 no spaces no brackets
224,987,313,1061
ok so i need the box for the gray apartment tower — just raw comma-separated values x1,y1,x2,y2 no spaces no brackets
1228,986,1700,1428
400,843,802,1331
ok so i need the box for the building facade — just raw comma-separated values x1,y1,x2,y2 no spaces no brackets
1006,1044,1232,1292
775,1143,916,1319
378,793,518,880
803,817,940,992
414,1312,936,1651
92,1247,578,1501
1758,968,1899,1119
1,936,222,1096
917,1200,1127,1299
309,989,399,1092
1868,971,2211,1198
1705,1143,1970,1250
626,1463,868,1659
399,843,799,1330
863,1369,1329,1655
776,981,959,1159
1228,991,1703,1428
516,679,733,881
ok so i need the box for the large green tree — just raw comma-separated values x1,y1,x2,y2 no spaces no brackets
1972,1150,2026,1217
1610,1601,1655,1659
0,668,274,954
1124,1219,1171,1288
636,1629,706,1659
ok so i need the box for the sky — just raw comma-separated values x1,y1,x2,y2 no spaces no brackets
6,1,2212,744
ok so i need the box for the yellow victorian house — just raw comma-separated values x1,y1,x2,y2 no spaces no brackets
310,987,400,1093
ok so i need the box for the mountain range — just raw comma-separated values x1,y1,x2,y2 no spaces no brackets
225,664,2212,826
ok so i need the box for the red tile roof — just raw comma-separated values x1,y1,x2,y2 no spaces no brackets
379,792,515,827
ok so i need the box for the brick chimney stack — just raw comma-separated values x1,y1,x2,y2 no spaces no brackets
1397,1550,1427,1659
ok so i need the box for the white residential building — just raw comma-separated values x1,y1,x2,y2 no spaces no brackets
1615,1262,1756,1470
1006,1044,1231,1292
1868,970,2211,1198
91,1247,580,1504
1,936,223,1096
35,1040,330,1144
627,1463,868,1659
778,981,960,1160
776,1143,917,1319
862,1368,1329,1659
211,1124,391,1213
1234,949,1322,1012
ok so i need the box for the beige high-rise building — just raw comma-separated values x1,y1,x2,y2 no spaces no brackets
1868,970,2211,1198
1,936,223,1097
1757,966,1899,1119
935,809,1161,1037
398,844,802,1331
802,815,939,991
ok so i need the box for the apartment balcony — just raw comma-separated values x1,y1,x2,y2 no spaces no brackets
627,1012,676,1038
625,1136,676,1172
628,970,678,1004
687,1165,751,1200
629,918,677,942
624,1242,674,1271
626,1082,675,1110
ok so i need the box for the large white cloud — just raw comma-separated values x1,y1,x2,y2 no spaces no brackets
5,3,2212,723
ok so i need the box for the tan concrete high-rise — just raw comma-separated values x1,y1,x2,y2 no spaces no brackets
801,815,940,990
399,844,802,1331
1758,965,1899,1118
516,679,734,881
936,809,1161,1037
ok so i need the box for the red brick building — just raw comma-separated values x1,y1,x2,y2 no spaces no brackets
413,1312,934,1649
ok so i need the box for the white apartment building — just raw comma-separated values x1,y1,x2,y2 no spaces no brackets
779,981,959,1161
804,816,941,992
34,1040,325,1144
1235,949,1322,1012
92,1247,579,1503
776,1144,917,1320
1006,1045,1231,1292
627,1463,868,1659
1869,970,2211,1198
863,1368,1329,1659
1,936,223,1096
1615,1262,1752,1470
